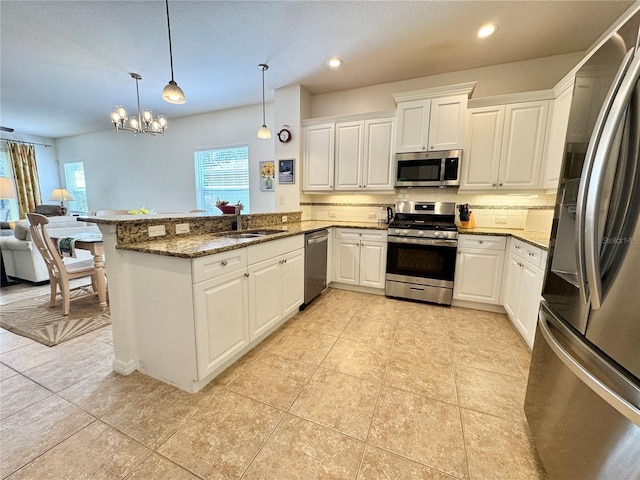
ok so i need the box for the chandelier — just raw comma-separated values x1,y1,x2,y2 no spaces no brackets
111,73,167,136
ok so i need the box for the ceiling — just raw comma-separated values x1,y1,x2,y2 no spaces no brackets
0,0,635,139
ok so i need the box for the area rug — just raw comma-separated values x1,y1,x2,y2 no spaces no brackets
0,293,110,347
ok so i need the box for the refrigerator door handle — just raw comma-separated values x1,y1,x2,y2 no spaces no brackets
539,311,640,426
576,48,635,304
584,48,640,310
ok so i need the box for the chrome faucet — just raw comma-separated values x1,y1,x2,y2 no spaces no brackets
234,203,243,231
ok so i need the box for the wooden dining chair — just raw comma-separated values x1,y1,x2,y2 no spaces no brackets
27,213,104,315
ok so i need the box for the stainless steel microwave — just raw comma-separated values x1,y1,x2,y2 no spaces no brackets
395,149,462,188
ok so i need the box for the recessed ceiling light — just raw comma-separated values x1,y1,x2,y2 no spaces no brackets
327,57,343,68
478,24,497,38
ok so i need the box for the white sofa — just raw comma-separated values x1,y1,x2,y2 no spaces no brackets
0,216,100,283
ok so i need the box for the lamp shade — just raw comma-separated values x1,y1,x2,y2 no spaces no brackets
257,125,272,139
162,80,186,104
0,177,16,199
49,188,74,202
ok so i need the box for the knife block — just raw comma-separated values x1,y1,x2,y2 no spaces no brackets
459,212,476,229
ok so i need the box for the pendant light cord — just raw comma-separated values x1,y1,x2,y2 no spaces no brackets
262,67,266,125
165,0,175,82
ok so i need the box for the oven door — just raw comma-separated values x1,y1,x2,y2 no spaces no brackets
385,237,457,287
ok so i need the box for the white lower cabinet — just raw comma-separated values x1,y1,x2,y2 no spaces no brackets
194,267,250,379
453,235,506,304
334,228,387,290
248,246,304,341
501,238,546,348
126,235,304,393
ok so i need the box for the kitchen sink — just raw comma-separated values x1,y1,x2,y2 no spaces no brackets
217,229,286,239
219,232,262,239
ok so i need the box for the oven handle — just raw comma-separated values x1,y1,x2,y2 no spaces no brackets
388,236,458,247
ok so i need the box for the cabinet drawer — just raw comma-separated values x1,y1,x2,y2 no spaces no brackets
247,235,304,265
511,238,543,268
458,234,506,251
335,228,387,242
192,248,248,283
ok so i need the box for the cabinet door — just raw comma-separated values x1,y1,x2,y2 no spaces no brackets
248,257,282,341
359,241,387,289
395,99,430,153
501,254,522,318
453,249,505,304
498,100,549,189
334,121,364,190
334,240,360,285
514,262,544,348
193,269,249,379
281,248,304,319
363,118,395,190
303,123,335,191
460,105,505,190
428,95,468,151
541,83,573,189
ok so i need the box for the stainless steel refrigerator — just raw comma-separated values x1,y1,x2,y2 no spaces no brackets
524,11,640,480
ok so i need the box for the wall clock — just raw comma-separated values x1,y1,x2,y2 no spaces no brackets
277,127,292,143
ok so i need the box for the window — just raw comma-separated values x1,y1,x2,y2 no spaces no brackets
194,146,250,214
0,149,19,222
63,162,89,214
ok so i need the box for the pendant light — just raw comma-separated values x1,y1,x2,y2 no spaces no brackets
257,64,271,139
162,0,185,104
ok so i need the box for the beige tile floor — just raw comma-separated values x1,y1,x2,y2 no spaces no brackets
0,281,546,479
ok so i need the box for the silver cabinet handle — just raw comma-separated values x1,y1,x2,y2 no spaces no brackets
539,309,640,426
221,260,227,266
244,272,249,277
577,48,635,307
585,47,640,310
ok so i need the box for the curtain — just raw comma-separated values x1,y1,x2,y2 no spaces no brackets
7,142,42,219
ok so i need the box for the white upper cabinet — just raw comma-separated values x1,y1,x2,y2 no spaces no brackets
334,121,364,190
461,105,505,190
461,97,549,190
395,99,431,152
303,123,335,191
395,95,468,153
393,83,475,153
541,78,574,190
362,118,395,190
304,112,395,192
499,100,549,189
428,96,468,151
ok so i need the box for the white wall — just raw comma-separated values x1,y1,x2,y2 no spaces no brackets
310,52,583,118
56,103,276,214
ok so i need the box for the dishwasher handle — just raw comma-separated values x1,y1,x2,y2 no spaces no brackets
306,231,328,245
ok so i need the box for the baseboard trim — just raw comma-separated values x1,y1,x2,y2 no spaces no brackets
451,299,506,313
112,358,137,375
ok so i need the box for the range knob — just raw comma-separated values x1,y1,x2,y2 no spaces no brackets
402,229,409,236
418,231,424,237
434,231,443,238
393,229,401,235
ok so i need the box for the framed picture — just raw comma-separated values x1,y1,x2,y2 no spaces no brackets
259,161,275,192
278,159,295,184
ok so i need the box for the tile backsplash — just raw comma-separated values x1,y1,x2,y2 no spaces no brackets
301,190,556,231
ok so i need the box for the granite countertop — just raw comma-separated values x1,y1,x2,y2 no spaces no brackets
458,227,550,250
117,220,388,258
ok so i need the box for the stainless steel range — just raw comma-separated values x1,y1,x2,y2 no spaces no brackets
385,201,458,305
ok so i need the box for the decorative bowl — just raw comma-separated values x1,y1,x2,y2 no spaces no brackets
217,204,239,214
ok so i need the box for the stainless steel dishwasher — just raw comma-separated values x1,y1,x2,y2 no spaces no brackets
302,229,328,308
